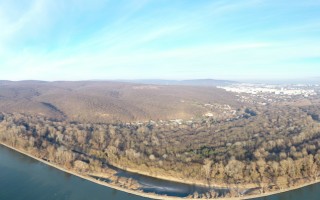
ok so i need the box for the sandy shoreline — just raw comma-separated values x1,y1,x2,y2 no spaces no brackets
1,142,319,200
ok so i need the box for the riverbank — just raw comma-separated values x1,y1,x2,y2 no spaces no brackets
110,163,257,189
1,142,319,200
96,163,320,199
0,142,170,200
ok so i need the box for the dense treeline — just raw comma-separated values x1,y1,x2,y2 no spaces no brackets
0,105,320,197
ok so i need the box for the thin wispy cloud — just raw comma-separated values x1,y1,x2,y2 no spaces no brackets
0,0,319,81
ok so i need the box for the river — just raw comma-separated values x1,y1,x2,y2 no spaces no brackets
0,145,148,200
0,145,319,200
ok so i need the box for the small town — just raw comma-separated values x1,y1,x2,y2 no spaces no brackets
218,84,317,97
218,84,319,105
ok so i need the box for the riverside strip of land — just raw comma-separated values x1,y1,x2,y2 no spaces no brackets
1,142,320,200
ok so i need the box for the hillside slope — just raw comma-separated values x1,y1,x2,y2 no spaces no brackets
0,81,239,123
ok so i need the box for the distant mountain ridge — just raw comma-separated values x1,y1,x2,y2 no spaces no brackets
118,79,237,86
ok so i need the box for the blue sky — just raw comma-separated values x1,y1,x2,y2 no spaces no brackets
0,0,320,81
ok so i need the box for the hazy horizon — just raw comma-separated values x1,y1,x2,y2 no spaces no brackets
0,77,319,85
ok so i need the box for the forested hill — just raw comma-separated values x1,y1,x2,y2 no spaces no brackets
1,80,320,198
0,105,320,198
0,81,239,123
